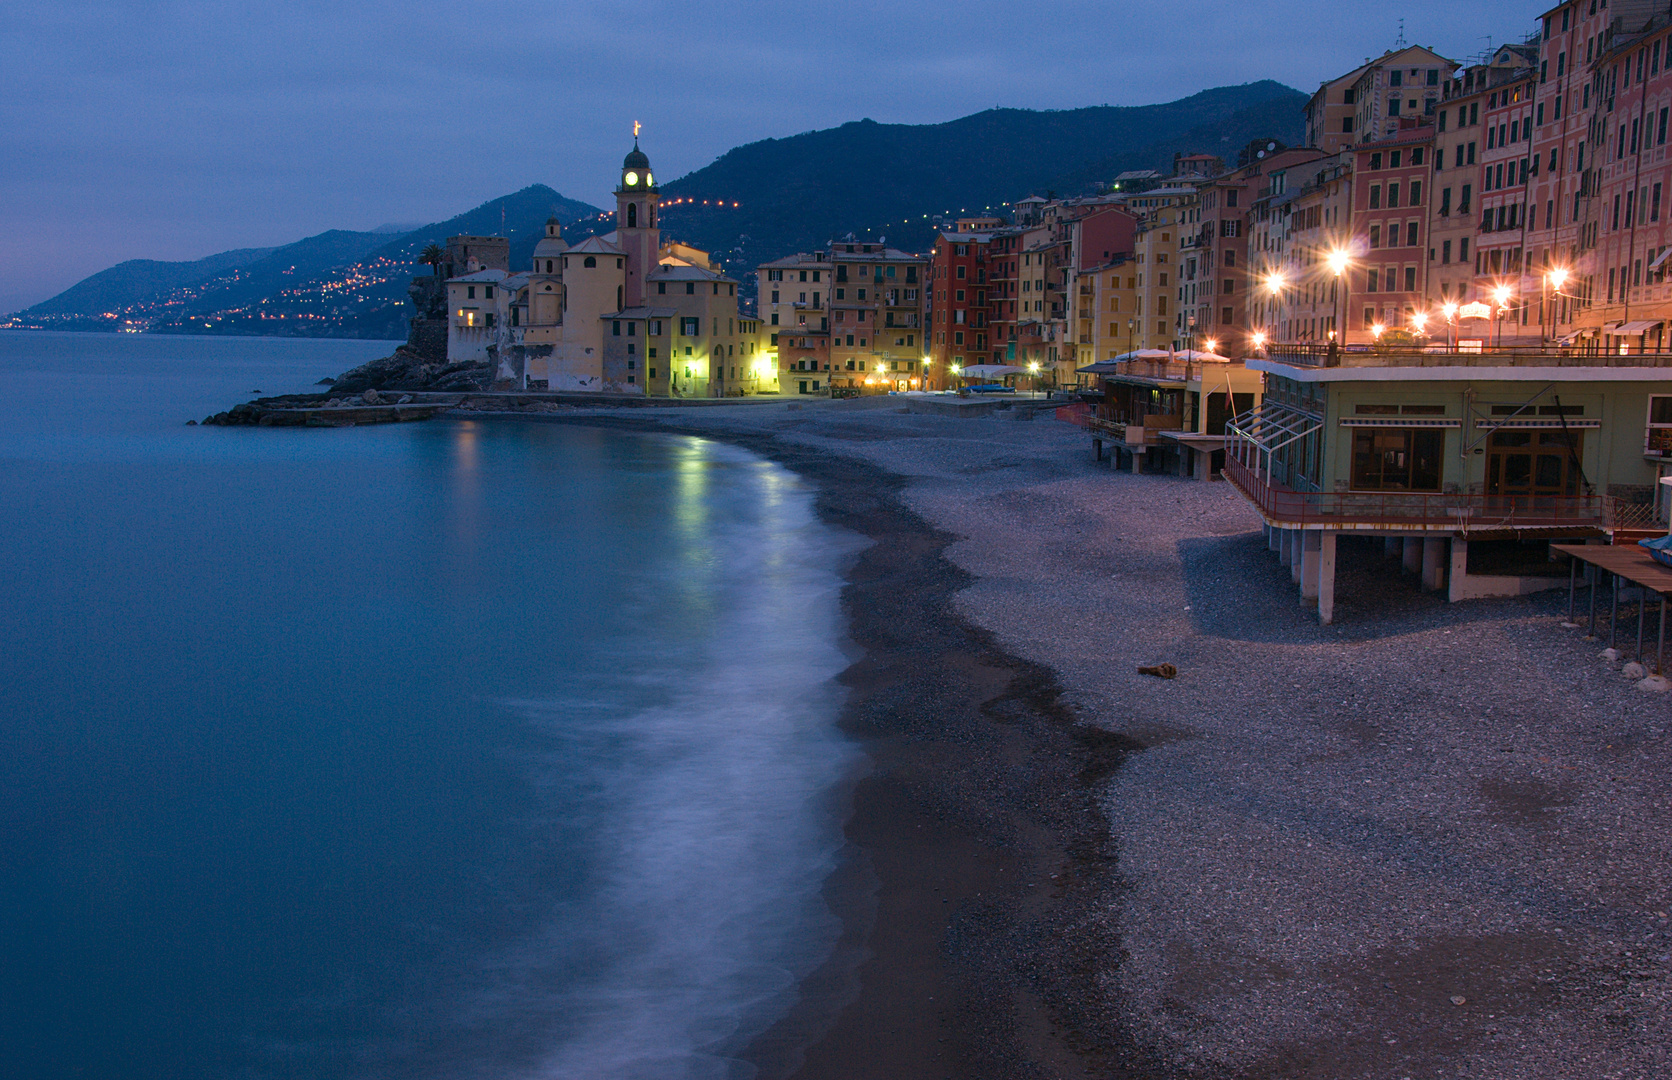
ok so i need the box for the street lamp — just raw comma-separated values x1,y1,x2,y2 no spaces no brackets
1326,248,1350,357
1440,300,1458,352
1543,267,1570,346
1492,283,1514,348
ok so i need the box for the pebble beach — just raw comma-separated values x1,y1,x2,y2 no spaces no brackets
529,396,1672,1079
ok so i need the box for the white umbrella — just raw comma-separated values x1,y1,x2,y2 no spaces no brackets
1170,349,1231,362
958,364,1025,378
1109,349,1173,362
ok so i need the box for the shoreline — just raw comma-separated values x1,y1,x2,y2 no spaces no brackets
512,412,1149,1077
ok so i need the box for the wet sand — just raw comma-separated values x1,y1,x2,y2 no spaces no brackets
499,397,1672,1080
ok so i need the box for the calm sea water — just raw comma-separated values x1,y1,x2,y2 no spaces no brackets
0,332,863,1079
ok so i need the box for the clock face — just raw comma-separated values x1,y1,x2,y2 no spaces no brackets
624,171,639,187
645,172,653,186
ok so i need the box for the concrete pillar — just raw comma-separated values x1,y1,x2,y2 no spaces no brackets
1092,437,1102,463
1384,536,1401,558
1193,447,1210,481
1402,536,1422,574
1176,447,1191,478
1291,531,1304,583
1447,537,1470,603
1131,447,1143,474
1318,532,1337,624
1301,530,1322,602
1421,536,1447,591
1268,524,1281,552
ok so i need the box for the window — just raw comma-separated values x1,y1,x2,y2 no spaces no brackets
1369,224,1381,248
1221,306,1234,324
1388,182,1401,208
1352,428,1443,491
466,285,475,299
583,256,596,268
681,317,699,336
1404,266,1416,290
1370,153,1382,170
484,286,494,300
1407,222,1419,246
1442,239,1452,263
1440,187,1452,215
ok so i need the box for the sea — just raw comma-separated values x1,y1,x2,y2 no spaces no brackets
0,331,865,1080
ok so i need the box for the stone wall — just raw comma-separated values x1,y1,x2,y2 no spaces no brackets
406,318,448,362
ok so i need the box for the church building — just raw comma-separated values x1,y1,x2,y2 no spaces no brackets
448,137,772,396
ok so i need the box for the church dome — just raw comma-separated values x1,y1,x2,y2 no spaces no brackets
623,144,650,170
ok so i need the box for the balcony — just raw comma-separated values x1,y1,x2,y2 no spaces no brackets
1265,343,1672,370
1223,455,1605,532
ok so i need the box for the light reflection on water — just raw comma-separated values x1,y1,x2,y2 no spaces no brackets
0,332,866,1080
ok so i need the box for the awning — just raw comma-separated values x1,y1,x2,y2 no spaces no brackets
1651,248,1672,273
1076,360,1124,375
1616,320,1664,335
1339,417,1461,428
958,364,1024,378
1475,418,1602,430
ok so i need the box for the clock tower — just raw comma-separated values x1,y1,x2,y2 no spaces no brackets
615,128,661,308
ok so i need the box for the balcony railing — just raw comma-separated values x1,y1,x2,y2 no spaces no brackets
1223,455,1605,531
1265,343,1672,369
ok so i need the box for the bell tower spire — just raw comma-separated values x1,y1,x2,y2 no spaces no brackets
615,128,660,309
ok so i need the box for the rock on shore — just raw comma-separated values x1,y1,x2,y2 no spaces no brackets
328,347,491,395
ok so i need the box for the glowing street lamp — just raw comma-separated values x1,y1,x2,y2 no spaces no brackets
1204,337,1220,354
1492,284,1514,347
1440,301,1459,352
1325,249,1350,347
1543,267,1571,346
1371,322,1386,340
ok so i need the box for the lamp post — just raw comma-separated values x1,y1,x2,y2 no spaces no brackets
1326,249,1350,362
1543,267,1569,347
1264,271,1286,346
1440,301,1458,353
1492,284,1514,349
922,355,932,391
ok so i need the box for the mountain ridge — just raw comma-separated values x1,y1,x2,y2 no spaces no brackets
11,82,1308,336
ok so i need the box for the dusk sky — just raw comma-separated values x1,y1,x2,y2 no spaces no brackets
3,0,1539,314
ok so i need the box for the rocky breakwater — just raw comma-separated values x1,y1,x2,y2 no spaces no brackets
326,346,492,395
199,389,453,427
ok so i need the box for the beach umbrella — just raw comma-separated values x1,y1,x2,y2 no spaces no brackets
958,364,1025,378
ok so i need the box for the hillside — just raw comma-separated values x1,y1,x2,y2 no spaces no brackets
654,81,1307,275
9,83,1307,338
26,246,277,316
14,186,604,338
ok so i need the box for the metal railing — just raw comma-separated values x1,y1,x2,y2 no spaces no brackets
1223,455,1605,530
1265,343,1672,369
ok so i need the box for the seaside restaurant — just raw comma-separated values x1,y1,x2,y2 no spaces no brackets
1225,342,1672,623
1073,348,1263,479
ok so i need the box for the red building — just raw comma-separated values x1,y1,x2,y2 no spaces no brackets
927,223,998,386
1350,125,1437,340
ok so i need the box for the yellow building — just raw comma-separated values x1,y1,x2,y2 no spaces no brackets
496,138,770,395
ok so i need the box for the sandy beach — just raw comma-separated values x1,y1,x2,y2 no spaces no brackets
503,396,1672,1079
